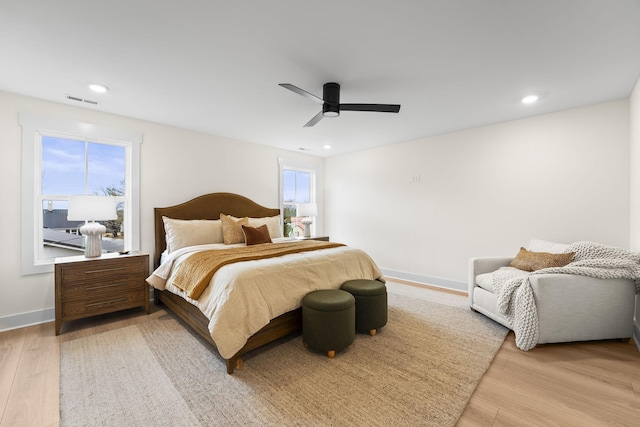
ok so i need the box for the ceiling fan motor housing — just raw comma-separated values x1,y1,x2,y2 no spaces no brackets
322,82,340,117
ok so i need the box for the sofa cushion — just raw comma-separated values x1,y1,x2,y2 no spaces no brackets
510,247,575,272
476,267,528,293
475,273,495,292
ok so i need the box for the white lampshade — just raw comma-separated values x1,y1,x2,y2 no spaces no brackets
297,203,317,217
67,195,117,221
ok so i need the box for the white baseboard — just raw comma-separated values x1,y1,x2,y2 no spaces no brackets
1,294,157,333
0,308,54,333
380,269,467,292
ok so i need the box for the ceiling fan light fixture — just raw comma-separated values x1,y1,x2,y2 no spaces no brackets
322,102,340,118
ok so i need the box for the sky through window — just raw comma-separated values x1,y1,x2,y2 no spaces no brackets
41,136,125,207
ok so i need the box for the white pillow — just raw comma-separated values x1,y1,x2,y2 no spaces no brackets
248,215,283,239
528,238,570,254
162,217,224,253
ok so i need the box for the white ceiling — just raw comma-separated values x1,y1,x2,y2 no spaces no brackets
2,1,640,157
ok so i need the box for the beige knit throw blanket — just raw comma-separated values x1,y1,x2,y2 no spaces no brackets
172,240,344,299
492,241,640,351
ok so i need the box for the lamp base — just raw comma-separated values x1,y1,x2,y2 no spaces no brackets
80,221,106,258
301,217,313,238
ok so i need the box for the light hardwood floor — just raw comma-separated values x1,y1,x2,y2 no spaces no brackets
1,286,639,427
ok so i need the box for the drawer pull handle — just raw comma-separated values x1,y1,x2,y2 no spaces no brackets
85,267,127,274
85,298,128,308
85,282,126,291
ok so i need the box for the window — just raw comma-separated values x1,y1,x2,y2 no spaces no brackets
20,114,142,274
281,165,315,237
41,136,126,258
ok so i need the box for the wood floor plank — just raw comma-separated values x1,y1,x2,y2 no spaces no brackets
0,328,27,424
459,332,640,426
504,347,638,398
491,408,542,427
523,342,640,386
632,376,640,399
0,323,59,427
494,361,639,424
476,375,611,426
456,395,499,426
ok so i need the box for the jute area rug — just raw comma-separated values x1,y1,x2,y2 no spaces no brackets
60,293,507,426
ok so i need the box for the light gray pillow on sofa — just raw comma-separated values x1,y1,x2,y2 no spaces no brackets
528,238,569,254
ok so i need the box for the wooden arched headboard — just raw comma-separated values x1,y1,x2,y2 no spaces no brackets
153,192,280,268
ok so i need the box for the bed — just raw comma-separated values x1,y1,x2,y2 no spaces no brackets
148,192,384,374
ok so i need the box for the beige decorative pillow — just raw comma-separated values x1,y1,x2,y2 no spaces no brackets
242,224,273,246
510,247,575,272
162,217,224,253
220,213,249,244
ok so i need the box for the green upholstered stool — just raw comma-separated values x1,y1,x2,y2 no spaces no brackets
302,289,355,358
340,279,388,336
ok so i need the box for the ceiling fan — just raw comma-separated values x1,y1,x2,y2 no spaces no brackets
279,82,401,127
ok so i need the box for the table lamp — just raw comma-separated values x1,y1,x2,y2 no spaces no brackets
67,195,117,258
297,203,317,238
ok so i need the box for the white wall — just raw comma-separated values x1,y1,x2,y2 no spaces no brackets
1,90,635,330
0,91,323,329
629,77,640,346
326,100,631,290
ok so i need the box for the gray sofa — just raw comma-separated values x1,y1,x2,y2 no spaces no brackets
468,255,635,345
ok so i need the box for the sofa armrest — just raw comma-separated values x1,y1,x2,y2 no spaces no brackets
529,274,635,343
468,257,513,306
469,257,513,276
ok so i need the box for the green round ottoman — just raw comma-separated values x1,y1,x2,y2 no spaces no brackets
302,289,355,358
341,279,388,336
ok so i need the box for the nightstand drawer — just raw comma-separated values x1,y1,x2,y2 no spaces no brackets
61,276,143,299
62,289,146,318
58,257,145,285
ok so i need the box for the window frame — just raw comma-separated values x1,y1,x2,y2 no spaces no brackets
20,113,142,275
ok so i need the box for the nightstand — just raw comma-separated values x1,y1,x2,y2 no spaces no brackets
297,236,330,242
54,251,150,335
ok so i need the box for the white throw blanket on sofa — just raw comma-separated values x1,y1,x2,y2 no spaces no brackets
492,241,640,351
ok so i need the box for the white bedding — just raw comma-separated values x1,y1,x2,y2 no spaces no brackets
147,239,384,359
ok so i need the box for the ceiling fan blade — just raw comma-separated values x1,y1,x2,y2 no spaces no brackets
340,103,401,113
303,111,324,127
279,83,324,104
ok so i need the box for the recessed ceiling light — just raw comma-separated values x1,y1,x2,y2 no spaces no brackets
521,95,538,104
88,83,109,93
323,144,332,150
